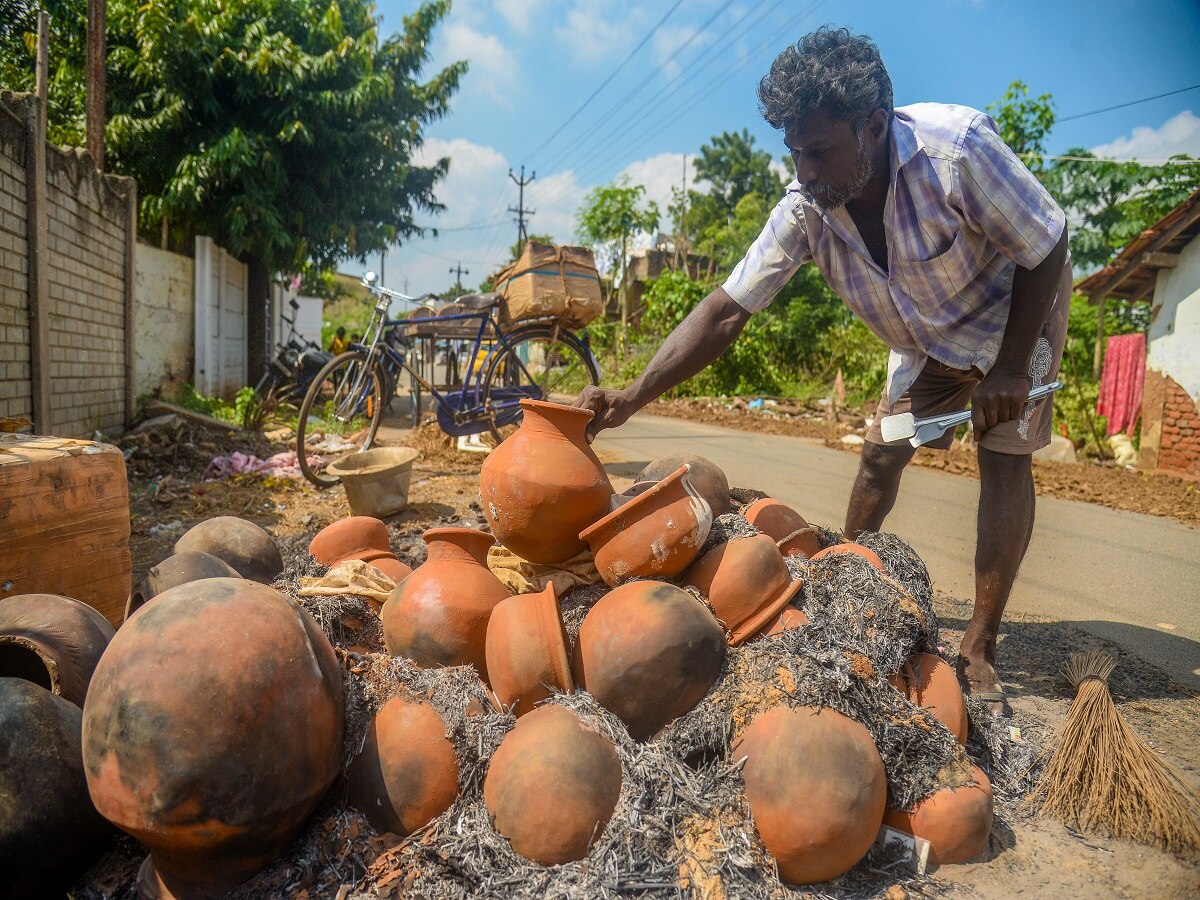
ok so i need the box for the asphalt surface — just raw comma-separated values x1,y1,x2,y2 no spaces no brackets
593,413,1200,691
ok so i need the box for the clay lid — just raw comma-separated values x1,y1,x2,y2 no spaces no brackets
809,542,885,571
309,516,393,565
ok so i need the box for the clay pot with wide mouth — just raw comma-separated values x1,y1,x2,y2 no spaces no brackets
347,696,460,836
0,593,115,707
883,765,994,866
681,534,803,646
1,678,111,899
809,542,885,571
887,653,969,744
483,705,622,865
572,581,725,741
635,453,733,517
479,399,613,565
126,552,242,621
309,516,414,585
765,604,809,637
579,464,712,587
174,516,284,583
735,705,886,885
82,577,344,900
741,498,823,558
485,584,573,717
380,528,510,683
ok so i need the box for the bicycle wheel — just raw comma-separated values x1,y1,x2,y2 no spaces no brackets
481,325,600,442
296,351,385,488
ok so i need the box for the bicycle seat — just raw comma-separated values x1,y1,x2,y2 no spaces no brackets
454,292,501,310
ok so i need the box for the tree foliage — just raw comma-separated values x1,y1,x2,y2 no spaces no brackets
0,0,88,146
575,177,660,278
985,80,1056,175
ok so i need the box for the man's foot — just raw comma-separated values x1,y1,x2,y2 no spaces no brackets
955,655,1011,718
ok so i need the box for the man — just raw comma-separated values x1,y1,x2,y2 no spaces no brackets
575,27,1070,715
329,326,349,355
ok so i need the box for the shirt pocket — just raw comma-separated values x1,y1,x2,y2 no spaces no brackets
893,227,978,311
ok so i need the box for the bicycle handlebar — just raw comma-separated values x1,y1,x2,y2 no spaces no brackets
361,272,497,309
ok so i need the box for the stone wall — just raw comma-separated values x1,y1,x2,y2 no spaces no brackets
1156,374,1200,474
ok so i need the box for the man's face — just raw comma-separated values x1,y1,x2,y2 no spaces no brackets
785,110,877,209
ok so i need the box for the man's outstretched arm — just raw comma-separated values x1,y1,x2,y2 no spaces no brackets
574,287,752,442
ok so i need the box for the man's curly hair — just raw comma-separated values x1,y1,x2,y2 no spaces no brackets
758,27,893,135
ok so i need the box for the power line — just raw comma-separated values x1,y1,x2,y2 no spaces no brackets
1020,152,1198,165
1058,83,1200,123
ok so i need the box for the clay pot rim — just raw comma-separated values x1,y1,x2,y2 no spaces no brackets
518,398,595,423
743,496,805,529
776,526,819,558
579,463,694,542
729,576,805,646
422,526,496,548
533,584,573,694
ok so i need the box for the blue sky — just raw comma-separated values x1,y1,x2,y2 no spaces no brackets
364,0,1200,293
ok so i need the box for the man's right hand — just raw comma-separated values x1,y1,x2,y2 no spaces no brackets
574,385,637,443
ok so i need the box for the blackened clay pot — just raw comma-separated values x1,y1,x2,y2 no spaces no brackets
0,593,115,707
173,516,284,584
125,552,242,622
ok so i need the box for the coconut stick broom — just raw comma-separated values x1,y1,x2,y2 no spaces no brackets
1023,650,1200,851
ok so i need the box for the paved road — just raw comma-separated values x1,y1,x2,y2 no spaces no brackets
594,413,1200,691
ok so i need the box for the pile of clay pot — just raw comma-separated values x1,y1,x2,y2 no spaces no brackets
0,399,995,899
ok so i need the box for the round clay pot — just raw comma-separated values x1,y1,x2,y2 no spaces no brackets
380,528,510,682
883,765,994,866
0,593,115,707
82,577,344,900
126,552,242,622
483,705,621,864
571,581,725,741
174,516,284,583
579,464,712,586
765,605,809,637
347,697,460,836
742,498,822,558
309,515,391,565
681,534,803,645
887,653,969,744
636,454,732,516
736,705,887,885
0,678,111,899
362,556,415,583
485,584,573,717
479,399,613,564
809,542,885,571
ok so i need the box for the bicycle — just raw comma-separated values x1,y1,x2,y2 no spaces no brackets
295,272,600,487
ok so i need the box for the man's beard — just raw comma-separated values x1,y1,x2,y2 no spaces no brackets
799,130,874,209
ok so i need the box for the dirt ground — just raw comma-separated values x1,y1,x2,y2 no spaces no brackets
99,414,1200,899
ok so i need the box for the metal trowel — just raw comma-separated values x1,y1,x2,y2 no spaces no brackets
879,381,1063,447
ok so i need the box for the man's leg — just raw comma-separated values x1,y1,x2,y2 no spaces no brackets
845,441,917,538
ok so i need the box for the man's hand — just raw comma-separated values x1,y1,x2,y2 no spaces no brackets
574,386,636,444
970,366,1032,442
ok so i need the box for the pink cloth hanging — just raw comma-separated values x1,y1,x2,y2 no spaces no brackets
1096,333,1146,436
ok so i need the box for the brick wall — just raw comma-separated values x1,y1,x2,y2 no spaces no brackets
1157,375,1200,474
0,98,31,423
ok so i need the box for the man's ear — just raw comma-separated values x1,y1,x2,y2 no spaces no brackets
866,107,889,147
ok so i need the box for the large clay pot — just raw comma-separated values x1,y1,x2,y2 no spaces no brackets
483,705,621,864
572,581,725,741
485,584,573,717
742,498,822,558
347,697,460,836
809,542,885,571
0,678,110,900
82,578,344,899
174,516,284,583
309,516,413,585
681,535,803,645
479,399,613,564
380,528,510,682
765,605,809,637
636,454,732,516
0,593,115,707
736,705,886,885
887,653,969,744
579,464,712,586
883,765,994,866
126,552,242,621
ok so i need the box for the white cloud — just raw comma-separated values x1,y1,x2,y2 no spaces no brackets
617,152,698,228
438,22,519,104
1090,110,1200,161
493,0,552,34
652,24,711,79
553,2,633,62
414,138,509,227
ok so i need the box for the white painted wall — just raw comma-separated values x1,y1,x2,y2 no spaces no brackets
193,236,247,397
133,244,195,399
1149,234,1200,400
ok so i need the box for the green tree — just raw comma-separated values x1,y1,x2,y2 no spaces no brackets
0,0,88,146
509,232,555,260
986,80,1056,176
674,130,784,250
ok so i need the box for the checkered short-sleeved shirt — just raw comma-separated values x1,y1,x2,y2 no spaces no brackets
723,103,1067,407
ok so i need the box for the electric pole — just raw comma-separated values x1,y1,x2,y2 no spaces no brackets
508,165,536,256
449,261,469,294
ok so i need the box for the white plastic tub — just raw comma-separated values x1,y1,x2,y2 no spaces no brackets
325,447,420,518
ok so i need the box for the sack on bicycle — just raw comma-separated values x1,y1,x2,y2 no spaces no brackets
492,242,604,329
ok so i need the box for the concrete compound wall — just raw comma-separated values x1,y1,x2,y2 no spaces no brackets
133,243,195,400
0,97,31,424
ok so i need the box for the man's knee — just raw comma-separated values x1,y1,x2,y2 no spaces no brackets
857,441,914,486
978,446,1032,482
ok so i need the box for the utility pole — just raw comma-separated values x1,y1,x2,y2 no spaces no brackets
86,0,106,170
508,165,536,256
449,261,469,294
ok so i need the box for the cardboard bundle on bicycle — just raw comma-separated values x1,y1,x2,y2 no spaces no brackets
494,241,604,328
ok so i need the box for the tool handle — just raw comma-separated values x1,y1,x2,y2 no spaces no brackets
1027,380,1063,402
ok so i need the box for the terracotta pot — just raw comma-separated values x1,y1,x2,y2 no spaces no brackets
636,453,732,516
0,679,111,899
126,552,242,621
485,584,573,717
579,464,712,586
479,399,613,564
0,593,115,707
809,542,885,571
483,705,621,864
82,578,343,899
735,705,886,885
347,697,460,836
742,498,822,558
363,556,415,583
309,515,391,565
380,528,509,682
887,653,969,744
572,581,725,741
883,765,994,866
765,605,809,637
174,516,283,584
681,535,803,645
